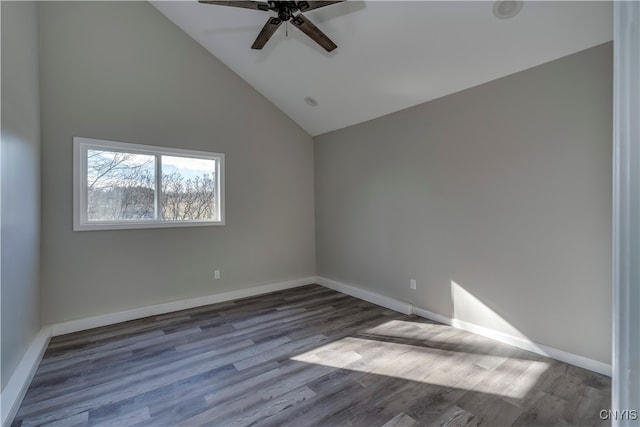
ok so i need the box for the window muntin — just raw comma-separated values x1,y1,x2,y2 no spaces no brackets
74,137,224,231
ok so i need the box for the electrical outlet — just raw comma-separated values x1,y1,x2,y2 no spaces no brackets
214,270,220,280
410,279,417,290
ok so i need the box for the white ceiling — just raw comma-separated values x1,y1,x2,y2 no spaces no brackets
151,1,612,136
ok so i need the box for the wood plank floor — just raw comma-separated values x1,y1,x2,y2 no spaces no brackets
12,285,611,426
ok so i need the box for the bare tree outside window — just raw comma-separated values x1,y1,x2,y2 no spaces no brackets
87,150,155,221
86,150,217,222
161,156,217,221
75,137,224,231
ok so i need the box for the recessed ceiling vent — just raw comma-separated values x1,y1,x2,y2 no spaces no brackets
304,96,318,106
493,0,523,19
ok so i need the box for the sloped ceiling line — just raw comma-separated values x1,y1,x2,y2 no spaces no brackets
151,1,612,136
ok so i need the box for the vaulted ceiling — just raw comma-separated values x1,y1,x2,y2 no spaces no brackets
151,1,612,136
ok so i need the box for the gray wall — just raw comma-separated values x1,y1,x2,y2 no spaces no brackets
315,43,612,363
39,2,315,324
1,2,41,389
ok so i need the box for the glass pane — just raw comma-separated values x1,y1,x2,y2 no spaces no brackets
161,155,217,221
87,149,156,221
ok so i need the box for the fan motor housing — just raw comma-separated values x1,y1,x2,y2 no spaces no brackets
271,1,300,21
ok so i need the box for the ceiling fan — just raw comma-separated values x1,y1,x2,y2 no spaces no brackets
198,1,344,52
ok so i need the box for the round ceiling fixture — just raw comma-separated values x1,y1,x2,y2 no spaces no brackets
493,0,523,19
304,96,318,107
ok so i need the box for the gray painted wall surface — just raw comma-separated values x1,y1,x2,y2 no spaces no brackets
38,2,315,324
315,43,612,363
1,1,42,389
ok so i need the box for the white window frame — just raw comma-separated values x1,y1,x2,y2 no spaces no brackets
73,136,225,231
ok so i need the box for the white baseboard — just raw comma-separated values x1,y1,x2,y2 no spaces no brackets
51,277,315,336
1,327,51,427
316,276,612,377
2,275,611,427
413,307,612,377
2,277,315,426
315,276,412,315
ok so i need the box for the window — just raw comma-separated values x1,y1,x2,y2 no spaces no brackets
73,137,224,231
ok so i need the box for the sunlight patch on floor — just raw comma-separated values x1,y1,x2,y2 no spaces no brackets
361,319,452,339
291,334,550,400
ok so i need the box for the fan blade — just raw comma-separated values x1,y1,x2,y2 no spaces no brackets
291,13,337,52
296,1,344,12
251,17,283,49
198,1,270,12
